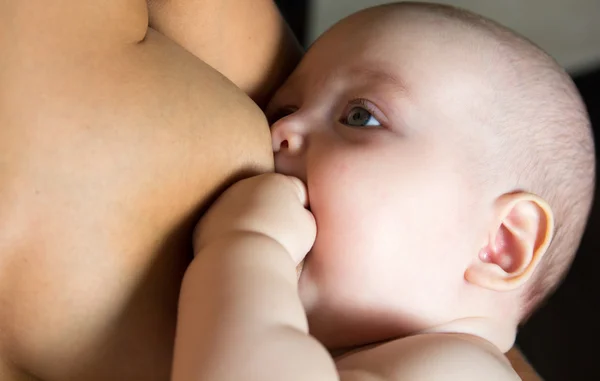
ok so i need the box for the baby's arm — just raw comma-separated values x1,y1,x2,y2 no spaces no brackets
173,233,338,381
171,174,336,381
172,174,520,381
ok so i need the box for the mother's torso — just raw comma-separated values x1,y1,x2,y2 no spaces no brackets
0,1,294,380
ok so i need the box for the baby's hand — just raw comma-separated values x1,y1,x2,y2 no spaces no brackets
194,173,316,265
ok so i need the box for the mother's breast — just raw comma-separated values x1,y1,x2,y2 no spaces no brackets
0,27,273,381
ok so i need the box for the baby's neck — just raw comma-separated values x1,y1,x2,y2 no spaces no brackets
329,339,390,359
421,316,517,353
329,316,517,359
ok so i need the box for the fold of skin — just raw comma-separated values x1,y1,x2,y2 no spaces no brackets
297,260,305,280
296,263,540,381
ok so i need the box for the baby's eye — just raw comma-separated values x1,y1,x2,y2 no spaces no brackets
343,106,381,127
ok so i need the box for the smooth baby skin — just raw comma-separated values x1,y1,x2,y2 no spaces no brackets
180,174,518,381
176,2,592,381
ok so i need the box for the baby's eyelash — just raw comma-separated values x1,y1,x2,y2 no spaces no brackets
343,98,383,121
351,98,376,111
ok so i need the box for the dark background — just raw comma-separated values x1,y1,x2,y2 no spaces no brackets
275,1,600,379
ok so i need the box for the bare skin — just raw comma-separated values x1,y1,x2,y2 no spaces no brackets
148,0,302,107
507,347,542,381
176,3,575,380
181,174,520,381
0,1,299,380
0,1,542,380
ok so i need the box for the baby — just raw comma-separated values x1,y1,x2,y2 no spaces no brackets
173,2,595,380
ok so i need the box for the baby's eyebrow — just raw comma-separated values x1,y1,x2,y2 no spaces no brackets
345,66,407,94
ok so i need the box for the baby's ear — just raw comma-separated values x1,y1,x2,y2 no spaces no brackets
465,193,554,291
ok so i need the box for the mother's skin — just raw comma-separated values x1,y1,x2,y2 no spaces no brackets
0,1,541,380
0,1,299,380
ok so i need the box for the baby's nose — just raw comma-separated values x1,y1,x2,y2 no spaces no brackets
271,118,305,155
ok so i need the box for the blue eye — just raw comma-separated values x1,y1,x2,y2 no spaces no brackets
344,106,381,127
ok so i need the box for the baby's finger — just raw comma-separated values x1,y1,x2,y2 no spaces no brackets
289,208,317,265
285,176,309,208
296,260,304,281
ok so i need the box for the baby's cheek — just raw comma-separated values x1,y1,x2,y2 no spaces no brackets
310,155,392,241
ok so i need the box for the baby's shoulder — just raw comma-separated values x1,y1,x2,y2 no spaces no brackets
335,334,520,381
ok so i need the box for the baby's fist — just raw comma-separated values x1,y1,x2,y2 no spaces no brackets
194,173,316,264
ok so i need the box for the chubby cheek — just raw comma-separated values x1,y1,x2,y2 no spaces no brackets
300,141,475,316
302,148,401,294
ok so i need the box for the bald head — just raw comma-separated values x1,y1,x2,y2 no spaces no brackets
266,1,595,350
365,2,596,317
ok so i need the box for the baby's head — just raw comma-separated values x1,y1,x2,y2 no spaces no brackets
269,2,594,352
